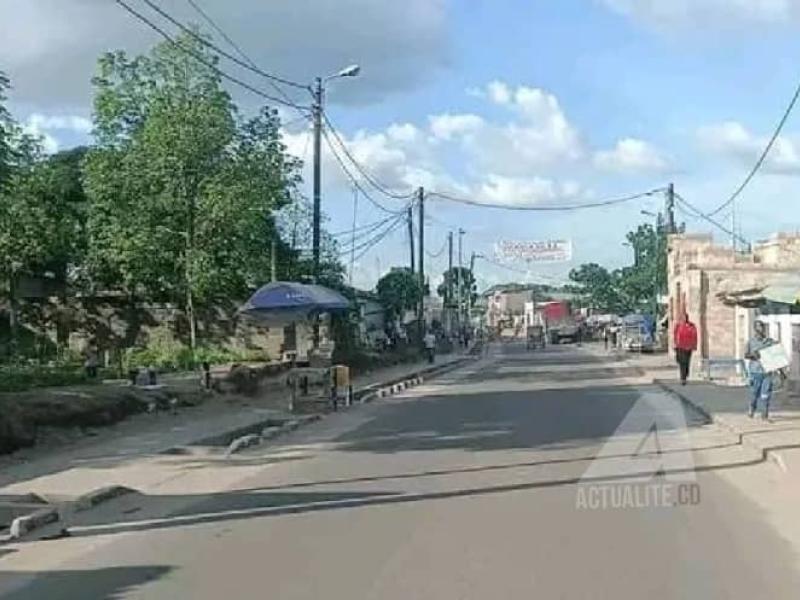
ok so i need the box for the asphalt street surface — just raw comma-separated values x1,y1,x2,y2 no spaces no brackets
3,342,800,599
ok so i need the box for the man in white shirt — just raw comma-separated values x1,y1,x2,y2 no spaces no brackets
424,330,436,364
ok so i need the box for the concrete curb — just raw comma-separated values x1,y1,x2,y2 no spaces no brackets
5,485,138,542
223,415,322,455
654,379,798,473
653,380,714,424
357,357,472,405
74,485,135,512
8,506,60,540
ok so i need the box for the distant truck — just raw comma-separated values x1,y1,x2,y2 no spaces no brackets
540,300,581,344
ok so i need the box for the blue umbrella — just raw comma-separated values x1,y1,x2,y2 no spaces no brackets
239,281,351,324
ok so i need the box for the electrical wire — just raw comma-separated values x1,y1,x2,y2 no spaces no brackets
321,127,410,215
139,0,308,92
706,79,800,217
282,113,313,130
427,187,666,212
113,0,308,110
340,212,407,261
674,192,750,248
477,254,569,283
338,217,400,249
331,214,396,238
353,222,404,262
182,0,305,110
322,111,417,200
425,236,448,259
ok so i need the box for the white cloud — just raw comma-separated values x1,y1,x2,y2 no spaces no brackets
594,138,670,173
601,0,800,29
478,174,585,207
27,113,92,133
697,121,800,174
285,80,660,212
487,80,512,105
429,113,484,141
444,82,584,176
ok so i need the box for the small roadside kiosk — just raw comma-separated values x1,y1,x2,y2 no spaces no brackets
239,281,353,412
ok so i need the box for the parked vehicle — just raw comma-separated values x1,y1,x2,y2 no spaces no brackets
620,313,655,352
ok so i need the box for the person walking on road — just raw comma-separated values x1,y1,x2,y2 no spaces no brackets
673,313,698,385
745,320,775,420
424,330,436,364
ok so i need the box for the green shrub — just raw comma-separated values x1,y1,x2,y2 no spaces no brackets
0,364,95,392
123,328,271,372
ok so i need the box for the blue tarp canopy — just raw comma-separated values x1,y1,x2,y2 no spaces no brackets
239,281,351,325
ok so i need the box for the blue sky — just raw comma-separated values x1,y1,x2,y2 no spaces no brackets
4,0,800,291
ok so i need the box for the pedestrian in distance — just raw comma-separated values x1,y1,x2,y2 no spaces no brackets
745,320,775,420
603,326,609,351
673,312,698,385
424,329,436,364
84,340,99,379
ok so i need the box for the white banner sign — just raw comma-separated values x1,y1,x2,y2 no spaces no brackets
494,239,573,263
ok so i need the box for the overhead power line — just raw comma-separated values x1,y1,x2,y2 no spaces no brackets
425,236,447,259
338,216,399,249
322,111,417,200
427,188,665,212
113,0,307,110
706,79,800,217
182,0,303,109
332,214,396,238
477,254,570,284
340,212,407,261
321,127,410,215
140,0,308,92
674,192,750,248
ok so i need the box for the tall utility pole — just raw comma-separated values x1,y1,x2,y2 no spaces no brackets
417,187,425,341
310,65,361,284
447,231,454,337
312,77,323,283
407,204,415,275
665,182,676,234
468,251,477,325
457,228,465,329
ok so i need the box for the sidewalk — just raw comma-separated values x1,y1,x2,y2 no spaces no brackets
657,378,800,472
0,351,470,500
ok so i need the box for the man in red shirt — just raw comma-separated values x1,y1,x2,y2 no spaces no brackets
674,312,698,385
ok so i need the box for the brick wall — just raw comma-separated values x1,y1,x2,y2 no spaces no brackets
668,232,800,376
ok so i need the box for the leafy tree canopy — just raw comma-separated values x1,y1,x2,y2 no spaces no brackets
376,268,421,321
83,33,301,305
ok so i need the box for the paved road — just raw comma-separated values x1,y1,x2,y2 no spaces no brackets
3,343,800,599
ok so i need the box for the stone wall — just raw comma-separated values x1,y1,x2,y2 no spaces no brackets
13,297,283,362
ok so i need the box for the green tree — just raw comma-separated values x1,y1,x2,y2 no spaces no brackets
0,71,12,190
83,34,300,348
276,196,343,286
437,266,476,308
620,222,667,315
376,268,421,323
569,220,668,315
568,263,628,313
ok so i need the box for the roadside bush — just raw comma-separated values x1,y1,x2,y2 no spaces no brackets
0,364,96,392
123,328,270,372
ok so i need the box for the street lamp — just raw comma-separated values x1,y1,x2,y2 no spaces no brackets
312,64,361,284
